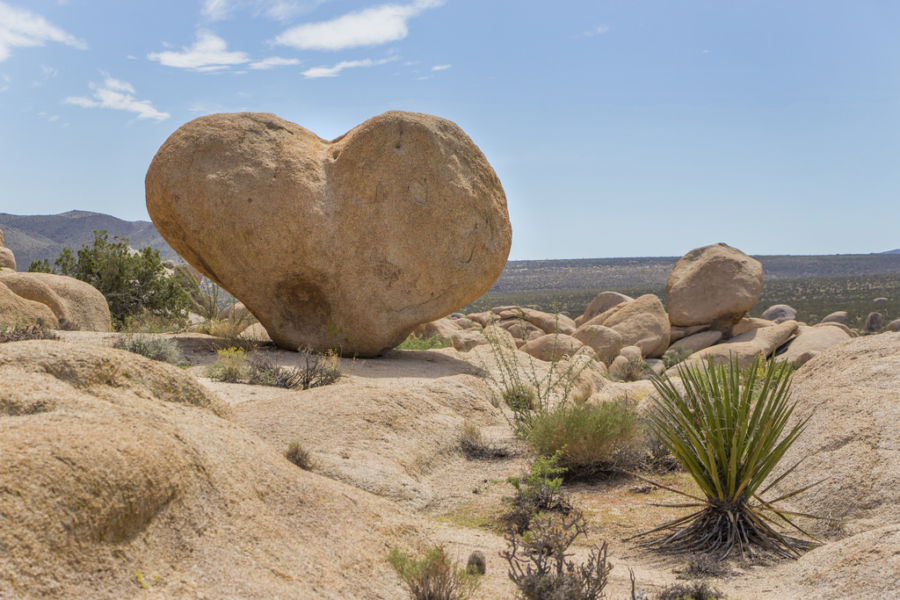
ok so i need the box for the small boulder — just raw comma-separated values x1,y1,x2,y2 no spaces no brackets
730,317,773,337
887,319,900,332
465,311,496,327
575,291,633,327
820,311,849,325
520,308,577,335
0,272,112,332
0,281,58,328
778,324,852,368
665,329,722,356
873,297,888,304
760,304,798,323
450,329,488,352
669,324,710,343
573,325,623,365
666,243,763,331
0,228,14,271
608,345,643,381
521,334,585,362
864,312,884,332
497,318,545,341
411,317,459,341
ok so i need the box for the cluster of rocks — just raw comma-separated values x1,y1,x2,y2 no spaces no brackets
0,229,112,332
419,243,891,379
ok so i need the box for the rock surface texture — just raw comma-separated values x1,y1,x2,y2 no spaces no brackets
146,111,511,356
666,243,763,330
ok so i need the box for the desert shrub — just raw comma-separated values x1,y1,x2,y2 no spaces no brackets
634,356,820,559
247,357,304,388
284,441,315,470
458,421,511,460
0,324,59,343
656,581,723,600
502,511,612,600
292,348,342,389
398,334,451,350
33,230,192,329
505,452,572,533
207,347,249,382
681,554,731,579
526,400,643,478
388,545,481,600
482,323,594,438
113,334,185,365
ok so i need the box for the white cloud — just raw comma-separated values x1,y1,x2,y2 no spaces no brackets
63,76,169,121
431,63,450,71
202,0,326,22
148,30,249,72
249,56,301,69
580,24,610,38
38,111,60,122
302,56,395,78
0,1,86,62
274,0,442,51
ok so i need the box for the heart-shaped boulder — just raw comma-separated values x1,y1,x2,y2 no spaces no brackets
146,111,511,355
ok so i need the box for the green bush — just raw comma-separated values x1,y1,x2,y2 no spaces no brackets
207,347,249,382
526,400,643,478
636,356,820,559
502,512,612,600
397,334,451,350
388,545,481,600
112,335,185,365
30,230,192,329
505,451,572,533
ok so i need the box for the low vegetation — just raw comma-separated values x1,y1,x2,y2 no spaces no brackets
504,452,573,534
526,400,644,479
29,230,193,329
397,333,451,350
0,324,59,343
206,347,341,389
635,356,820,559
284,441,315,471
502,511,612,600
655,581,723,600
388,545,481,600
112,335,185,365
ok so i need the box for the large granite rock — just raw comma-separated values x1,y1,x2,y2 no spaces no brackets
0,271,112,332
575,291,632,327
666,243,763,331
676,320,799,371
778,323,853,367
146,111,511,356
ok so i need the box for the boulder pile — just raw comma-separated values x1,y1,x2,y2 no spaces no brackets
146,111,511,356
0,230,112,332
419,242,867,380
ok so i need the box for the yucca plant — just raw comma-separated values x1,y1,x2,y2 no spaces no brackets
632,355,821,559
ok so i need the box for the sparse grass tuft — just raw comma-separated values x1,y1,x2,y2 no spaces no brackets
206,347,250,382
206,347,341,389
504,451,572,534
113,334,185,365
388,545,481,600
458,421,511,460
0,324,59,343
284,441,315,470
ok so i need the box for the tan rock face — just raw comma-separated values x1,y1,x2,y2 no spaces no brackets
146,111,511,356
666,243,763,330
573,324,622,365
520,333,585,362
520,308,576,335
820,310,849,325
0,281,58,328
575,291,632,327
678,320,799,370
579,294,670,357
0,272,112,332
0,228,13,271
665,329,722,355
778,324,852,367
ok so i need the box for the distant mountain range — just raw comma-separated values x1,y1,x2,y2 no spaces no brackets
881,249,900,255
0,210,177,268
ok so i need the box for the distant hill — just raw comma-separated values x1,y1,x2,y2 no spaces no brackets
881,249,900,255
0,210,177,268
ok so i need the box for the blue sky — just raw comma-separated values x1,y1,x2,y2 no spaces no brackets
1,0,898,259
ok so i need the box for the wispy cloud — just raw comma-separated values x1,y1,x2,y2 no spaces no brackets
275,0,442,51
63,75,169,121
148,30,249,71
302,56,396,78
431,63,450,71
249,56,301,69
202,0,327,22
580,24,610,38
0,1,86,62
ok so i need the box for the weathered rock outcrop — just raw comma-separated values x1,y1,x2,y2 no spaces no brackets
573,324,623,365
578,294,670,357
575,291,632,327
0,228,14,271
146,111,511,356
778,323,852,367
521,333,585,362
666,243,763,331
677,320,798,370
0,271,112,332
760,303,798,323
